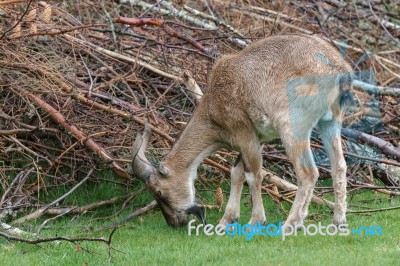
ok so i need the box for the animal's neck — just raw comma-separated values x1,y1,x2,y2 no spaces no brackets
163,105,220,179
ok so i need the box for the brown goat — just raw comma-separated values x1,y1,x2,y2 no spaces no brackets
132,34,353,229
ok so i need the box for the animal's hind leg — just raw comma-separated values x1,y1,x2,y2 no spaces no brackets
219,155,245,227
281,129,319,228
317,118,347,225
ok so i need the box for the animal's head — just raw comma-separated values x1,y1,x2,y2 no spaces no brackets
131,122,205,227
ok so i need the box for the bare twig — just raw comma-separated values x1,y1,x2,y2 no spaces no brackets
96,200,157,231
0,0,33,40
12,170,93,225
348,206,400,214
0,227,117,247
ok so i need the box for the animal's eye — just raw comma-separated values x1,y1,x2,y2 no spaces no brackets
157,190,162,197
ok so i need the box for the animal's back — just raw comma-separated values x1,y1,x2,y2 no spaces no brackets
205,34,353,141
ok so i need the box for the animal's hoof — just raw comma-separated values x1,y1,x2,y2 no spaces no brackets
333,214,347,226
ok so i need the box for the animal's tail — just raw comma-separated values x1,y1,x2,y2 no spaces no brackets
338,72,355,110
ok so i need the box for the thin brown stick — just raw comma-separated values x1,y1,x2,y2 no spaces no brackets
0,129,31,135
6,24,108,41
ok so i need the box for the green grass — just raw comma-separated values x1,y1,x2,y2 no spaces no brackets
1,174,399,266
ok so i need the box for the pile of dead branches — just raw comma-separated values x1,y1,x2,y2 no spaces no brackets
0,0,399,241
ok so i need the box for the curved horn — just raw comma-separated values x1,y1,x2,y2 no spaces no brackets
132,120,153,181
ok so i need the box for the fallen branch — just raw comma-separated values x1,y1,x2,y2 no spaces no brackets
352,184,400,196
6,135,52,164
183,5,249,47
1,222,35,237
231,4,400,69
262,169,335,208
7,24,108,41
353,80,400,96
12,169,93,225
115,17,164,27
115,17,210,56
347,205,400,214
71,91,174,142
342,128,400,161
63,34,202,103
22,91,129,179
159,1,217,30
311,143,400,167
126,0,247,47
37,208,76,235
96,200,157,231
262,185,293,204
46,196,120,215
0,0,28,5
0,227,117,247
0,129,31,135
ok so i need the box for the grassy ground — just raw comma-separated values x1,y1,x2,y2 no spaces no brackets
1,174,399,266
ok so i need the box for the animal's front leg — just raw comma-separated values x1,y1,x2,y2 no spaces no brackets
218,156,245,227
240,145,266,226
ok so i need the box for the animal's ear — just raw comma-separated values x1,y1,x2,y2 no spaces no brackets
131,120,153,181
158,162,170,177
